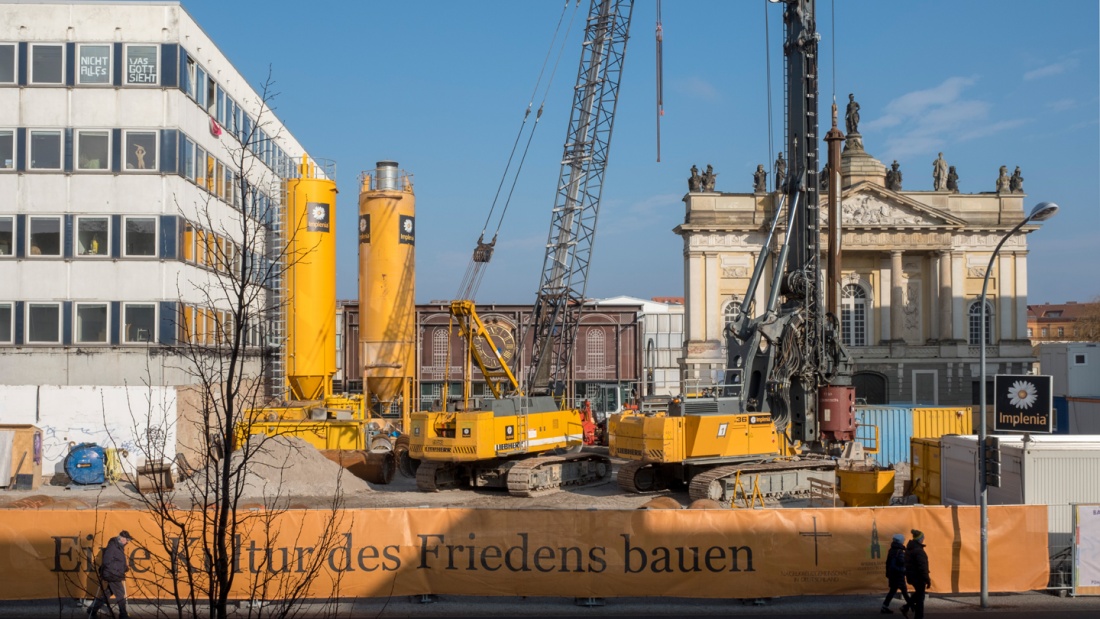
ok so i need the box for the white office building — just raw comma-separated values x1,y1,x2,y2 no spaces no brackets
0,0,314,387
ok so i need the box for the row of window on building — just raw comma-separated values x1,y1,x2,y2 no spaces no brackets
719,285,997,347
0,300,164,345
1,127,159,172
0,300,269,349
176,303,267,349
838,286,995,346
0,127,280,221
0,214,160,258
0,42,160,87
0,214,271,283
180,222,274,286
1,41,300,180
1030,326,1071,338
180,54,292,177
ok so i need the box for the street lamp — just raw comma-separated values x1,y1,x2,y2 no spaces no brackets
979,201,1058,607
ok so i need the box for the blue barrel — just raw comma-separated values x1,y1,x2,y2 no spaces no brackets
65,443,106,485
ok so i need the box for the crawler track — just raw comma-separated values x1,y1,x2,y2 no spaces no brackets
616,460,664,493
688,459,836,503
415,453,612,496
506,453,612,497
415,460,465,492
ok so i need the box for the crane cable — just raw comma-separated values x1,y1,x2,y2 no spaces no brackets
457,0,581,301
655,0,664,162
764,0,775,193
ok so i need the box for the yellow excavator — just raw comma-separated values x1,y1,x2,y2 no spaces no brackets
408,0,633,496
610,0,860,504
408,300,608,496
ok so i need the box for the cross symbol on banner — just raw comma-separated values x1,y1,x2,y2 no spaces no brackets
799,516,832,566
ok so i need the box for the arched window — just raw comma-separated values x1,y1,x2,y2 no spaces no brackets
723,298,740,328
841,284,868,347
586,328,606,378
432,329,448,376
969,300,994,345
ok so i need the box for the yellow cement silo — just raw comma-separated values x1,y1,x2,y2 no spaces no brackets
359,161,415,428
284,157,337,401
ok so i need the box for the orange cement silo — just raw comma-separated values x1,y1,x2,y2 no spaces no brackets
359,161,415,427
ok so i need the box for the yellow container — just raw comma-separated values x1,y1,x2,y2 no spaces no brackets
243,419,365,451
911,407,972,439
285,157,338,401
910,437,942,505
836,467,895,507
359,161,416,415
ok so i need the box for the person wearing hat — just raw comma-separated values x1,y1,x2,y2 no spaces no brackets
904,529,931,619
89,530,132,619
881,533,912,614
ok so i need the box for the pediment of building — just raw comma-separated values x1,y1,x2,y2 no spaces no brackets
826,183,967,228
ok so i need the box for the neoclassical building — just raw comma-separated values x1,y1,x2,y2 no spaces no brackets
676,135,1039,406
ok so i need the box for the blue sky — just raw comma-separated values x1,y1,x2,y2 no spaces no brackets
181,0,1099,305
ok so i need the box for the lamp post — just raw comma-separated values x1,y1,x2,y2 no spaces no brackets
979,201,1058,608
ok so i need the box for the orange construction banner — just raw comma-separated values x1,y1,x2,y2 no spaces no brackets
0,505,1048,600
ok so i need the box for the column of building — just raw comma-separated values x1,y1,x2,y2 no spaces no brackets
1013,251,1029,340
890,250,904,342
939,249,953,340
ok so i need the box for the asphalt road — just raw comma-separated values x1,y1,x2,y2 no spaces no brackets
3,591,1099,618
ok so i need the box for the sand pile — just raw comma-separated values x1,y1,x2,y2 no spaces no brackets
180,435,373,503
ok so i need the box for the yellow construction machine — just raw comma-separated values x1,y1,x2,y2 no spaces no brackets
408,300,607,496
610,0,863,505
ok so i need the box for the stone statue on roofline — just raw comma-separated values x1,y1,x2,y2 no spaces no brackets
845,93,860,135
688,164,702,192
885,160,903,191
946,166,959,193
753,165,767,193
1009,166,1024,193
996,165,1010,193
933,152,948,191
702,164,717,192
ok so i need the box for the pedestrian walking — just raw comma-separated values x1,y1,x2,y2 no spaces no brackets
881,533,912,614
905,529,931,619
88,530,132,619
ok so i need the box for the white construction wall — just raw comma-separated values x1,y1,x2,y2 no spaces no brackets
0,385,177,479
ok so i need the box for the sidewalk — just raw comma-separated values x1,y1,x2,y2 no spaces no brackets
2,591,1099,617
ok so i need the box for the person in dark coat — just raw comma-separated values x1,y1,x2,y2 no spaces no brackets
89,530,132,619
881,533,912,614
905,529,931,619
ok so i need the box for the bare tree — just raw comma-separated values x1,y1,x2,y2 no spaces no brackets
1074,297,1100,342
88,70,349,619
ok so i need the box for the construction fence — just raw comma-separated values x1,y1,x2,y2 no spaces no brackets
0,505,1048,601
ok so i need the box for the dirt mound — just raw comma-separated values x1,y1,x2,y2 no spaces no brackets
179,435,373,506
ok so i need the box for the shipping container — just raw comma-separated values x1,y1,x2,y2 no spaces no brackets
940,434,1100,551
1039,342,1100,398
912,407,973,439
910,437,942,505
1064,397,1100,434
1053,396,1069,434
855,405,971,466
